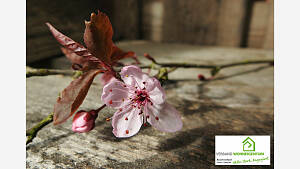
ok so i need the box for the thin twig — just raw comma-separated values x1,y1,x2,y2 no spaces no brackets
26,67,76,78
167,67,178,74
219,60,274,68
26,113,53,145
145,59,273,76
26,104,107,145
153,59,273,69
26,60,273,78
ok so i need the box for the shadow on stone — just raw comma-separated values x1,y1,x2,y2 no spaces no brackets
26,131,74,151
95,125,135,143
158,126,209,152
178,99,228,117
103,122,273,169
157,123,274,169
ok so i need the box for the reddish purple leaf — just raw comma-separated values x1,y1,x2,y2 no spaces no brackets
61,47,84,65
46,22,111,70
111,45,140,65
46,22,93,58
84,10,113,64
143,53,157,64
60,47,101,71
53,69,102,125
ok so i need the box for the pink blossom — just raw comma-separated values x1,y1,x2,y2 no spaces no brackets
101,65,183,138
72,110,98,133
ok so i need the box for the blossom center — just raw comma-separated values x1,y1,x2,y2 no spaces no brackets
134,90,150,106
137,92,146,102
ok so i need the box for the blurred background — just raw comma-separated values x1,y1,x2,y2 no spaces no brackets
27,0,273,66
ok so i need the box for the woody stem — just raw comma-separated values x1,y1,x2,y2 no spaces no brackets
95,104,107,113
26,113,53,145
26,66,81,78
140,59,273,69
26,105,107,145
26,60,273,78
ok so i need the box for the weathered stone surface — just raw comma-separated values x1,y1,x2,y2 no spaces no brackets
26,41,273,168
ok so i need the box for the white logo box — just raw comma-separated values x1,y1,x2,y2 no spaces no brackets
215,136,270,165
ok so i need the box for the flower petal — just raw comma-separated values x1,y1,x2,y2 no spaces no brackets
120,65,149,88
112,106,143,138
146,102,183,132
147,78,166,105
143,77,159,92
72,111,88,127
72,121,94,133
101,79,132,108
99,71,116,86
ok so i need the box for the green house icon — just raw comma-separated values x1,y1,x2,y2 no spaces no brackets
242,137,255,151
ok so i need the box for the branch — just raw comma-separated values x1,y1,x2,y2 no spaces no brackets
150,59,274,69
26,113,53,145
144,59,273,76
26,60,273,78
25,59,273,144
26,67,78,78
155,67,178,85
26,104,107,145
218,60,274,69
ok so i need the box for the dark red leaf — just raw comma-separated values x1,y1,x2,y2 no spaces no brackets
46,22,93,58
47,23,112,70
110,45,140,65
84,10,113,64
60,47,100,71
72,64,83,70
143,53,157,64
61,47,84,65
53,69,102,125
46,23,111,70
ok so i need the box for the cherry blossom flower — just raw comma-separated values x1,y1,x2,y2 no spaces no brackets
101,65,183,137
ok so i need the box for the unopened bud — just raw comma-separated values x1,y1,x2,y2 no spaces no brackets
72,109,99,133
197,74,206,81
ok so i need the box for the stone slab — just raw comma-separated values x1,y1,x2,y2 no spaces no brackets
26,41,274,168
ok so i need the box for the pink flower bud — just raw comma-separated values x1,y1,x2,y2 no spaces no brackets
197,74,206,81
72,110,98,133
